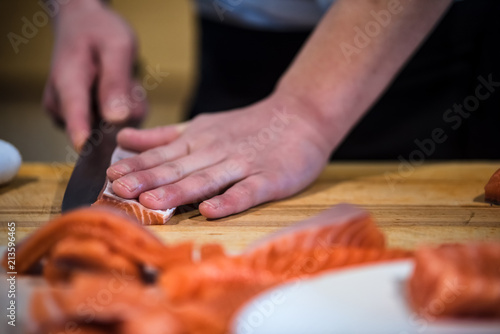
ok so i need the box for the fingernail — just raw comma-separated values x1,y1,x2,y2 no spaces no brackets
107,167,124,178
202,200,216,209
109,164,131,176
105,101,129,122
115,178,137,192
143,191,159,201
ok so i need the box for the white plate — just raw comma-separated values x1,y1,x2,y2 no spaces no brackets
232,260,500,334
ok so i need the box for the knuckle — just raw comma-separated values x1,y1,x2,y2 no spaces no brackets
164,162,184,179
140,149,164,166
167,184,183,197
136,170,155,186
149,147,167,161
264,173,287,199
121,158,141,172
230,158,250,176
190,172,220,201
195,171,215,185
55,43,90,67
99,78,125,97
159,184,184,203
232,182,254,200
133,159,146,172
204,142,228,159
263,172,282,186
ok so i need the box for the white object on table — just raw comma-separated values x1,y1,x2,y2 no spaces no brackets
0,140,22,185
232,260,500,334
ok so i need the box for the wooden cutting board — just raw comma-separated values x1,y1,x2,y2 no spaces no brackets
0,162,499,252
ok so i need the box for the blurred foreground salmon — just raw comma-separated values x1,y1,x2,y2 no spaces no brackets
2,203,414,333
409,243,500,319
5,203,500,333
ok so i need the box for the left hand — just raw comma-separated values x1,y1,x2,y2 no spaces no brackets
106,93,334,218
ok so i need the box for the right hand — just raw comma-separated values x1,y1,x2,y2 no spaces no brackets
42,0,145,151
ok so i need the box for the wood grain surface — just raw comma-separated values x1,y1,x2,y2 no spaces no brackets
0,162,499,252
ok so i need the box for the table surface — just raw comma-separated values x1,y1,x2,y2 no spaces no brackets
0,162,499,252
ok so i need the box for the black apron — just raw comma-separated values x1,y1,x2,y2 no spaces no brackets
187,0,500,160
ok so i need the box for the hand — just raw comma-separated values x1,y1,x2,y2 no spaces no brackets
106,94,334,218
42,0,145,151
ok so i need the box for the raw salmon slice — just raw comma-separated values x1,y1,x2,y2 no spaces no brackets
243,203,388,275
93,147,176,225
408,243,500,319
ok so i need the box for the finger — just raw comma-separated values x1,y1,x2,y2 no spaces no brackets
111,147,227,199
116,124,187,152
98,39,135,122
55,61,95,151
107,140,189,180
138,160,246,210
199,174,277,219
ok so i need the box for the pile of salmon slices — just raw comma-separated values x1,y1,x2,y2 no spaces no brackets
2,203,499,334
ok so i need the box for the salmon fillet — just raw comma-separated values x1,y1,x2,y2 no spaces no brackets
93,147,176,225
8,203,414,334
408,243,500,319
485,168,500,205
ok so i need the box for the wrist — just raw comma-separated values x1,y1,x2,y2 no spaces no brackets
265,89,342,157
271,81,352,153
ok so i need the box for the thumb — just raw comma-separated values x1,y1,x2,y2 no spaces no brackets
117,123,187,152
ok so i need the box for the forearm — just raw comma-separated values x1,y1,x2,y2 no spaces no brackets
276,0,452,150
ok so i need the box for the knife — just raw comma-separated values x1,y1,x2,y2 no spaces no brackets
61,64,143,212
61,121,123,212
60,88,141,212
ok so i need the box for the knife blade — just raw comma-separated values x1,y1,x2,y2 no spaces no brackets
61,120,130,212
